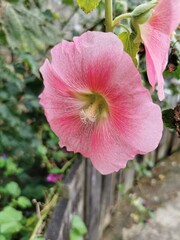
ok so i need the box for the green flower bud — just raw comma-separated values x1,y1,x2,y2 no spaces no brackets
132,0,158,24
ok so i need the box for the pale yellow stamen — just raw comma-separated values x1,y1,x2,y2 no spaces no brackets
78,93,109,124
80,102,98,124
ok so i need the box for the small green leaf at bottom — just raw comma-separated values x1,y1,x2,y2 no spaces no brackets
0,235,6,240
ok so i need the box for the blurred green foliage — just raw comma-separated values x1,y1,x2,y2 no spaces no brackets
0,0,73,239
69,215,88,240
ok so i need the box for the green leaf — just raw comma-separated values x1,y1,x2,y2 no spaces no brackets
20,53,39,76
0,206,23,223
143,169,152,178
5,181,21,197
119,31,139,66
62,0,74,5
76,0,101,13
0,207,23,234
0,235,6,240
0,222,22,234
70,230,83,240
1,3,60,54
17,196,32,208
71,215,87,235
162,109,175,130
37,145,47,155
0,157,5,168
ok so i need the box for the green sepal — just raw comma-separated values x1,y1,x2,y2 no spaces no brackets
132,0,157,24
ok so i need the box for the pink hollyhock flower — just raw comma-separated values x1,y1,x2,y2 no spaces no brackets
39,31,163,174
139,0,180,100
47,173,63,183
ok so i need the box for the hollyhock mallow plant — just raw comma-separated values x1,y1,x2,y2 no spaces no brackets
137,0,180,100
39,31,163,174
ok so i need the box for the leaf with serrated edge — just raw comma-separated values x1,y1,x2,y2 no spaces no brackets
76,0,101,13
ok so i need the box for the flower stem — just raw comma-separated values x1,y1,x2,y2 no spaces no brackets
105,0,113,32
118,24,130,33
29,193,59,240
113,12,132,28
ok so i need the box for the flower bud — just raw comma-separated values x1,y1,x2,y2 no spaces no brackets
132,0,157,24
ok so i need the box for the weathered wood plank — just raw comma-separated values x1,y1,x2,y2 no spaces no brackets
45,159,85,240
84,160,102,240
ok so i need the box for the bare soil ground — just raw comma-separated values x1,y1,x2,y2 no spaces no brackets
101,151,180,240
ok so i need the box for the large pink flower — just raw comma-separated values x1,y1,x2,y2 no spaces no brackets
39,31,163,174
139,0,180,100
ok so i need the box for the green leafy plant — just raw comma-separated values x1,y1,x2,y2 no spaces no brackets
133,158,154,179
129,194,154,223
0,1,74,239
69,215,88,240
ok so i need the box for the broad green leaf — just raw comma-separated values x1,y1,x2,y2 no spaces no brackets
162,109,175,130
5,181,21,197
17,196,32,208
20,53,39,76
119,31,139,66
70,230,83,240
0,206,23,224
76,0,101,13
0,222,22,234
71,215,87,235
62,0,74,5
0,236,6,240
1,2,60,54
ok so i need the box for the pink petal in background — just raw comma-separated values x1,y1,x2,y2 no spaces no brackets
140,0,180,100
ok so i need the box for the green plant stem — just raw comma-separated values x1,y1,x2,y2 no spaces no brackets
113,12,132,27
29,193,59,240
118,24,130,33
105,0,113,32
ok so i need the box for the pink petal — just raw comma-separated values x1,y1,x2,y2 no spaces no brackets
40,59,98,157
40,31,163,174
150,0,180,34
89,119,135,174
89,85,163,174
140,0,180,100
56,114,95,158
140,24,170,100
50,31,125,93
39,60,87,146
